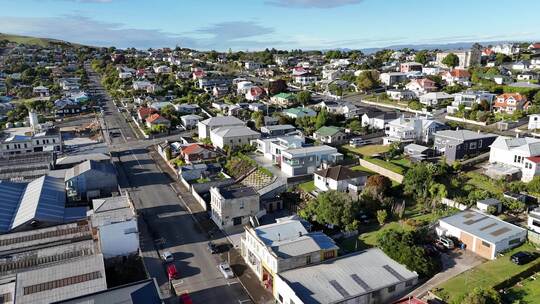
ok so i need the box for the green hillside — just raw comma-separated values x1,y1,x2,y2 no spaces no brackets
0,33,82,48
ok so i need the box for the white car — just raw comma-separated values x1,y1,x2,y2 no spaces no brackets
349,138,367,147
161,251,174,263
218,262,234,279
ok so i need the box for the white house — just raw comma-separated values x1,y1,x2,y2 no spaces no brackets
197,116,245,139
180,114,203,129
379,72,408,86
254,135,305,163
210,185,260,232
384,116,446,145
90,196,139,259
386,89,415,101
361,111,398,130
210,126,261,149
314,165,367,192
280,145,342,176
294,73,317,86
528,114,540,130
488,136,540,182
419,92,453,107
528,207,540,234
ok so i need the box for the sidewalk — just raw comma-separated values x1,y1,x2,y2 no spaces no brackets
149,148,275,304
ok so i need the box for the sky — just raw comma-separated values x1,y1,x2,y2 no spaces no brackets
1,0,539,51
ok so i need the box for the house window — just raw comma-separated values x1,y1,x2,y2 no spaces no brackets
481,241,491,248
406,280,413,287
278,294,283,303
306,255,312,264
469,142,477,150
239,201,245,209
533,220,540,228
388,285,396,293
509,238,521,245
323,250,335,259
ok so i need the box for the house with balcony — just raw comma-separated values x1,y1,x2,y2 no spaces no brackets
313,126,347,146
280,145,342,176
383,116,446,145
434,129,497,164
241,218,338,293
486,136,540,182
314,165,367,192
493,93,529,114
447,91,496,114
254,135,305,164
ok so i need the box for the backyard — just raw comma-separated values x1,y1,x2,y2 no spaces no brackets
298,180,316,193
434,243,540,303
502,272,540,303
363,156,411,175
341,144,390,157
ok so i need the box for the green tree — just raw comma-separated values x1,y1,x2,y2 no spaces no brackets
251,111,264,130
403,163,434,200
460,287,501,304
376,209,388,226
300,191,360,231
356,70,380,92
495,53,511,65
296,91,311,105
442,53,460,69
315,109,328,130
414,50,429,65
346,119,362,133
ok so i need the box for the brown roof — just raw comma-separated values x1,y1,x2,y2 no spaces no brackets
314,165,365,181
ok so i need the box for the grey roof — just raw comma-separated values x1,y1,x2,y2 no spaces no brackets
0,181,26,232
435,129,497,142
55,153,110,167
255,219,308,246
261,124,296,132
282,145,338,157
211,126,260,138
65,160,115,181
219,185,258,200
271,231,338,259
201,116,244,127
53,278,162,304
314,165,366,181
477,198,501,206
439,210,526,245
90,196,134,227
278,248,418,304
404,143,430,153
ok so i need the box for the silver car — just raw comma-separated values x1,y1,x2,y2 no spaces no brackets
218,262,234,279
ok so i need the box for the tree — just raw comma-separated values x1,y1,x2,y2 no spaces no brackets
296,91,311,105
403,163,434,200
414,50,429,65
346,119,362,133
376,209,388,226
442,53,460,69
300,191,360,231
315,109,328,130
495,53,511,65
461,287,501,304
356,70,380,92
251,111,264,130
365,175,392,199
528,176,540,193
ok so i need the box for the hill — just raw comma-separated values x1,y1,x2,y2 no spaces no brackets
0,33,84,48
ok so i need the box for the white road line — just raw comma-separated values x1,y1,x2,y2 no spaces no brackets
227,281,239,286
238,299,252,304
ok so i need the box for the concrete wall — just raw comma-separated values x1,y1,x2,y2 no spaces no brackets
358,159,404,183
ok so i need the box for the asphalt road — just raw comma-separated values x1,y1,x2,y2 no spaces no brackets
85,64,253,304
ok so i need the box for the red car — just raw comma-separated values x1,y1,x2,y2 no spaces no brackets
180,293,193,304
167,264,180,280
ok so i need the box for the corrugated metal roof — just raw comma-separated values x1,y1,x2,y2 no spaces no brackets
0,181,26,232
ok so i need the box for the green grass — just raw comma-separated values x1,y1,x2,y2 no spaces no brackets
0,33,77,47
364,157,410,174
350,165,375,175
503,273,540,304
435,243,540,303
465,172,503,195
298,181,316,193
341,144,390,157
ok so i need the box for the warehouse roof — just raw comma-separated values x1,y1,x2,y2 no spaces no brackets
279,248,418,304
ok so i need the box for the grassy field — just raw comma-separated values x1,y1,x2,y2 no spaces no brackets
341,144,390,157
0,33,77,47
364,157,411,174
503,273,540,303
298,181,316,193
350,165,375,175
435,243,540,302
465,172,504,195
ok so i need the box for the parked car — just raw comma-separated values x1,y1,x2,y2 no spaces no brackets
434,240,448,252
511,251,535,265
207,242,218,254
161,251,174,263
438,236,455,249
218,262,234,279
349,138,367,147
167,264,180,280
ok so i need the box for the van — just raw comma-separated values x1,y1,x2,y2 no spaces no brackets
167,264,180,280
438,236,455,249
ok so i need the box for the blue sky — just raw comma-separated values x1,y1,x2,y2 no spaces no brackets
1,0,539,50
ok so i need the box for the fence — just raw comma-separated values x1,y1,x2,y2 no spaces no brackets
440,197,468,211
445,115,488,126
358,159,404,183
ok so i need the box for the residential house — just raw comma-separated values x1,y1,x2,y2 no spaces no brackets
146,113,171,129
384,116,446,145
294,73,317,86
149,101,173,112
209,126,261,149
0,128,62,156
379,72,408,86
400,62,423,73
314,165,367,192
65,160,118,201
254,135,305,164
447,91,496,114
280,145,343,176
260,124,297,137
437,210,526,260
493,93,529,114
386,89,415,101
282,107,316,119
419,92,453,107
180,114,203,129
89,195,139,258
273,248,418,304
180,143,219,164
442,69,471,85
241,218,338,292
137,107,157,121
361,111,399,130
434,129,497,164
213,85,229,98
197,116,245,139
435,48,481,68
173,103,200,114
313,126,347,145
528,114,540,130
32,85,49,97
210,185,260,232
492,43,520,56
477,198,502,214
487,136,540,182
512,61,531,71
405,78,437,97
404,143,436,160
245,61,262,70
527,206,540,234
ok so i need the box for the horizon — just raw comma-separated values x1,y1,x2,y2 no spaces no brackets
1,0,540,51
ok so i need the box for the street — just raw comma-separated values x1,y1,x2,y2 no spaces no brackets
85,64,253,304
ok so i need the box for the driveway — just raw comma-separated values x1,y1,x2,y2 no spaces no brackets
408,249,485,298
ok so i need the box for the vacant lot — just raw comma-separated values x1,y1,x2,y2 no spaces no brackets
435,243,540,302
341,144,390,157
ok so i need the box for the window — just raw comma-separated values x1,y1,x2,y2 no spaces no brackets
406,280,413,287
387,285,396,293
371,290,380,297
306,255,312,264
481,241,491,248
509,238,521,245
533,220,540,228
239,201,245,209
469,142,477,150
323,250,335,259
278,294,283,303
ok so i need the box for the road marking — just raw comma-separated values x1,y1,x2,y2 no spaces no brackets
238,299,252,304
227,281,239,286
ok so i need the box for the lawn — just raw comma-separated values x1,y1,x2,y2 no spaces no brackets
503,273,540,304
465,172,503,195
298,181,316,193
340,221,414,253
364,157,411,174
341,144,390,157
350,165,375,175
434,243,540,303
